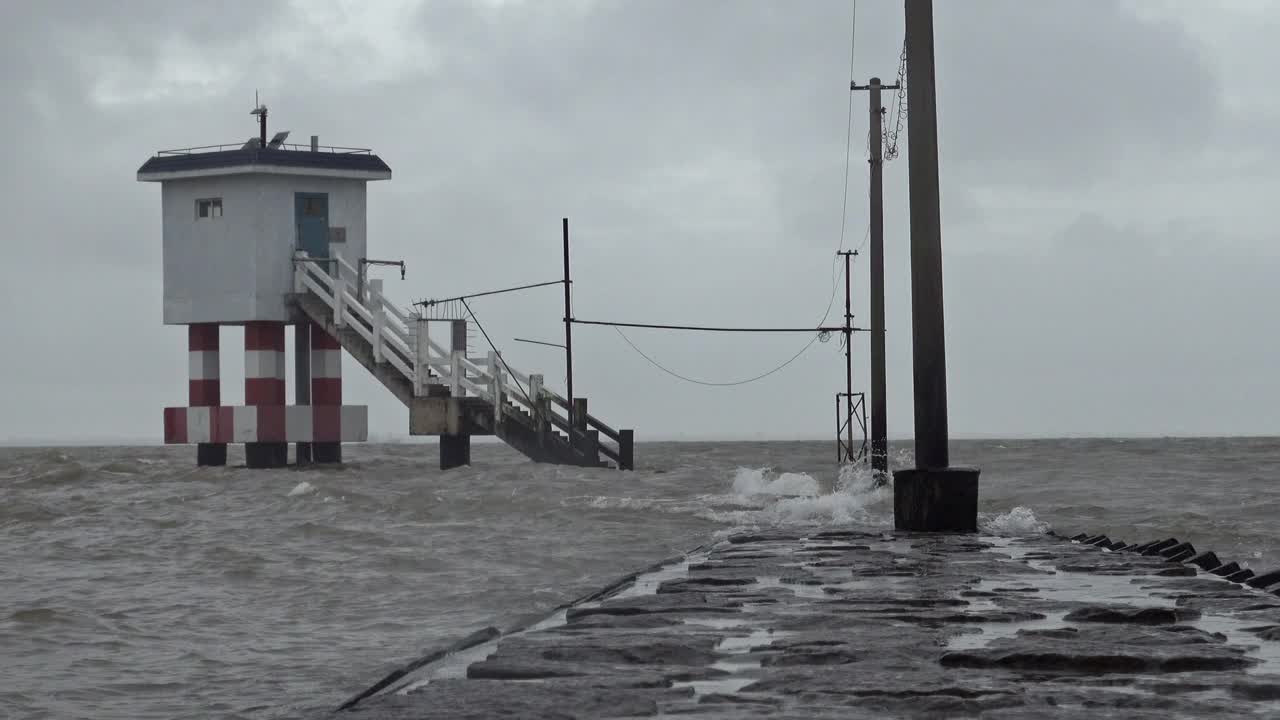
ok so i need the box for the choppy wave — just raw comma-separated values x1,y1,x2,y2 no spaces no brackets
1,498,64,525
729,467,821,497
982,506,1050,536
7,439,1277,720
699,463,893,527
572,458,1056,537
570,464,896,529
9,607,70,625
287,481,318,497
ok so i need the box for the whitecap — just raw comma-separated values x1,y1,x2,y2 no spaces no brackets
730,467,820,497
983,506,1048,536
287,481,317,497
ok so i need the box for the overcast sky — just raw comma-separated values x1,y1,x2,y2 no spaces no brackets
3,0,1280,444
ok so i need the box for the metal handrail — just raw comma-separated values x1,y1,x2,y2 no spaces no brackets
155,143,373,156
293,251,627,462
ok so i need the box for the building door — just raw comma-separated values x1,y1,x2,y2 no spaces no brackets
295,193,330,258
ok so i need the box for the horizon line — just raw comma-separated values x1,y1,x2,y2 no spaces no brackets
4,432,1280,448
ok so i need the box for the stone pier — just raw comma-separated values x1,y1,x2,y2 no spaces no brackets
334,531,1280,718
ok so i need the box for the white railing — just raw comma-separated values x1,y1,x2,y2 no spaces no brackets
293,248,545,421
293,247,630,467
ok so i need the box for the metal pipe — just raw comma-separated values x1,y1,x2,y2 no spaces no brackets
514,337,567,349
357,258,406,301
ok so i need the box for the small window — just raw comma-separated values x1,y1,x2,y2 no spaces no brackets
196,198,223,219
303,197,324,217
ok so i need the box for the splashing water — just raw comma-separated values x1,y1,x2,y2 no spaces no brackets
698,463,893,528
729,467,821,497
288,481,318,497
570,444,1048,537
982,506,1049,536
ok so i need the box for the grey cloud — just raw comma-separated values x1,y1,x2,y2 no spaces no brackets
0,1,1274,443
935,0,1218,190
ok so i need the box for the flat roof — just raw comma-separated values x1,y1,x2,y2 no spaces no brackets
137,146,392,182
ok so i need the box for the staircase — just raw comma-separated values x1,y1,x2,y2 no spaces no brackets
291,251,633,469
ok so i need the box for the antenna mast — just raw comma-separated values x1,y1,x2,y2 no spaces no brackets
250,91,268,149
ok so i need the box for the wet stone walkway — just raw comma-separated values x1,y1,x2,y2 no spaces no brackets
334,530,1280,719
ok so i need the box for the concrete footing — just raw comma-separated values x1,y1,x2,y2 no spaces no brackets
196,443,227,467
893,466,980,532
245,442,289,469
441,434,471,470
313,442,342,464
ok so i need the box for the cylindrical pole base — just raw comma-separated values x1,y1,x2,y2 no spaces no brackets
313,442,342,464
196,443,227,467
246,442,289,469
892,467,980,532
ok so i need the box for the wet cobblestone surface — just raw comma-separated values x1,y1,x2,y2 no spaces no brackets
333,531,1280,719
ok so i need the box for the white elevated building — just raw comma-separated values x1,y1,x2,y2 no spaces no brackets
140,111,632,471
138,119,390,467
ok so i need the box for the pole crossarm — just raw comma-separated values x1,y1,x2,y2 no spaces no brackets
360,258,406,277
415,279,563,308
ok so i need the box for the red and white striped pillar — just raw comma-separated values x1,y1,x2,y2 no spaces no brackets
311,322,343,463
244,321,288,468
189,323,225,466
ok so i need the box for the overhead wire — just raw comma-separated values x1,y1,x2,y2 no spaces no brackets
821,0,865,324
614,327,824,387
607,0,864,387
417,279,562,309
576,319,846,333
462,298,534,408
835,0,860,259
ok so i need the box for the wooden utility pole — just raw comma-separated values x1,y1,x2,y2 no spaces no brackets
852,76,898,481
894,0,979,532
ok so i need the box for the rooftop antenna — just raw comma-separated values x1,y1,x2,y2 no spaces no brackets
250,90,268,149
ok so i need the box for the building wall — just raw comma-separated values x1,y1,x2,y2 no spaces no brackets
160,174,369,324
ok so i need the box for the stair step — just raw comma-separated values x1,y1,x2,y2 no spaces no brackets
297,291,623,470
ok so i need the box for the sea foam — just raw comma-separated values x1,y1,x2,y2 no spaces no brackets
983,506,1049,536
699,465,891,527
287,481,317,497
730,467,821,497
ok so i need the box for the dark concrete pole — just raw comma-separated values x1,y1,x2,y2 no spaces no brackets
294,322,312,465
618,429,634,471
869,78,889,479
904,0,949,470
440,319,472,470
895,0,979,533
